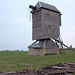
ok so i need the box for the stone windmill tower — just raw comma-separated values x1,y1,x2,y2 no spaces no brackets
28,1,62,56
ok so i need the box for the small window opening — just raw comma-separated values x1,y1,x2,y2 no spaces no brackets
47,13,49,17
49,25,50,29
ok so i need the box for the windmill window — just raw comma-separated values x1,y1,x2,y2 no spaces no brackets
47,13,49,17
49,25,50,29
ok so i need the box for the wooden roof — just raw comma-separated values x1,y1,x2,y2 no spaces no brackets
35,1,61,14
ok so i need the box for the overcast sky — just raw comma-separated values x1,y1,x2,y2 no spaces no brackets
0,0,75,51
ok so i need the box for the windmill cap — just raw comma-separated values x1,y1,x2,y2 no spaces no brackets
35,1,61,14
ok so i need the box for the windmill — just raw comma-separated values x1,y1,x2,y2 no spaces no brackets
28,1,74,56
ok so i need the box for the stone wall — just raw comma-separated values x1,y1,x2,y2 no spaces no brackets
46,48,60,55
29,48,46,56
29,47,60,56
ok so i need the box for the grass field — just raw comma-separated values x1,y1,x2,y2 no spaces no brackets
0,50,75,72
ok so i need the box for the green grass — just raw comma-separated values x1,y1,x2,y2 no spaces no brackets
0,50,75,72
